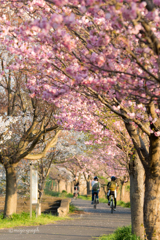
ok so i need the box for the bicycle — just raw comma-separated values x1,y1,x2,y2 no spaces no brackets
110,195,114,213
93,193,97,209
73,186,79,200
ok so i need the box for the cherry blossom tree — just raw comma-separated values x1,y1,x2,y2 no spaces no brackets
0,50,61,217
0,0,160,238
55,122,131,195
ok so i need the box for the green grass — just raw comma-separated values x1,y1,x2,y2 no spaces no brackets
117,200,130,208
78,195,107,203
98,225,141,240
69,203,82,213
0,211,68,229
78,195,91,200
99,198,108,203
78,195,131,208
77,195,107,203
44,190,131,209
44,189,73,198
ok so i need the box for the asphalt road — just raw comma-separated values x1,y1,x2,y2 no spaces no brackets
0,198,131,240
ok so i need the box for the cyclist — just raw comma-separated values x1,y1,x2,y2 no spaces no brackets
107,176,117,210
91,176,101,204
73,177,79,197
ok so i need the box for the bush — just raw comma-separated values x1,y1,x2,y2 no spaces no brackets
98,225,141,240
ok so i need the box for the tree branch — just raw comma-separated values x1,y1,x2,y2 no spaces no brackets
24,130,61,160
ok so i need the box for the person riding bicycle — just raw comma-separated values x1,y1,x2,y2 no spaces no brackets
91,176,101,204
73,177,79,197
107,176,117,210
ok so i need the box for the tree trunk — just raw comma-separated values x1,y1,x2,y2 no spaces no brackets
51,180,53,190
144,136,160,240
130,151,145,239
38,187,43,216
58,180,60,192
4,163,17,217
119,180,124,201
71,181,74,194
87,181,90,195
38,176,48,216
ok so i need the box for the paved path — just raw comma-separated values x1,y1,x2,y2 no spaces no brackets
0,199,131,240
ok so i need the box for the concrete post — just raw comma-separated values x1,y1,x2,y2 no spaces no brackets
30,163,32,218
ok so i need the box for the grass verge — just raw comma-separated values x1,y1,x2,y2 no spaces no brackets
44,190,131,209
69,203,83,213
117,200,130,208
0,211,68,229
98,198,130,207
44,189,73,198
78,195,91,200
78,195,108,203
98,225,141,240
78,195,130,208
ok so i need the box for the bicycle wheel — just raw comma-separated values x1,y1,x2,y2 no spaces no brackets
94,194,96,209
111,199,114,213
